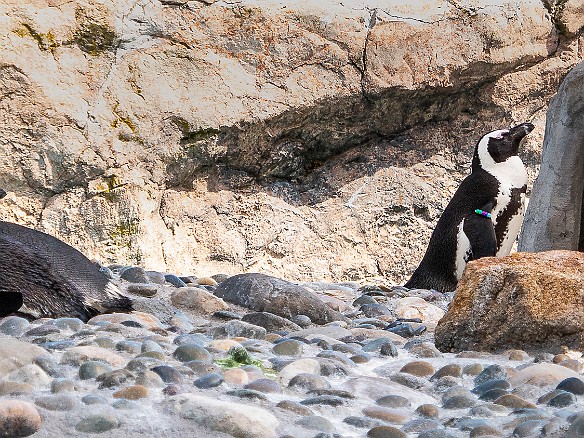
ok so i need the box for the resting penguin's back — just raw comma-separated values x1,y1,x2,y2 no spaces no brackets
0,221,132,321
404,169,500,292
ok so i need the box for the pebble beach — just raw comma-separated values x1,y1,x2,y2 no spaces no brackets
1,267,584,438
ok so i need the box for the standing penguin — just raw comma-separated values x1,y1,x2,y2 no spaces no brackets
404,122,534,292
0,191,132,321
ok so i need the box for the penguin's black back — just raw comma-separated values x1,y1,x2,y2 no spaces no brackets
404,169,499,292
0,221,132,321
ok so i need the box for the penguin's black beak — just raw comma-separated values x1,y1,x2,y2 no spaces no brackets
509,122,534,141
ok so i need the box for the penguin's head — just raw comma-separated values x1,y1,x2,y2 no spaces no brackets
472,122,534,171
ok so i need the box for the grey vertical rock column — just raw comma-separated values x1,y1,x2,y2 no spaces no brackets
519,61,584,252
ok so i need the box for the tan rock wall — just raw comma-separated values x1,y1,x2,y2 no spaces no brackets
0,0,583,282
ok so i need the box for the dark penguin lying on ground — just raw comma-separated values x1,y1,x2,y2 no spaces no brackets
404,122,534,292
0,190,133,321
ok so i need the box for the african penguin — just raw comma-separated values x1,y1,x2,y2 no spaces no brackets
0,196,133,321
404,122,534,292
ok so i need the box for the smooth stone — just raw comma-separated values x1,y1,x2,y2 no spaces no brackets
295,415,335,433
126,283,158,297
548,391,577,407
171,287,229,313
363,406,408,424
402,419,442,433
112,399,139,410
226,389,267,400
145,271,166,284
34,394,77,411
354,295,378,306
61,346,125,367
463,363,484,376
173,333,209,347
94,338,116,349
0,316,30,337
376,395,411,408
567,414,584,437
151,365,184,384
97,370,133,389
474,365,508,385
361,304,392,317
272,339,304,356
557,376,584,395
432,364,463,380
278,358,320,386
241,312,301,332
470,425,503,437
185,360,221,376
478,388,509,401
173,344,212,363
121,267,150,283
417,430,449,438
510,363,581,387
400,361,435,377
164,274,188,288
24,325,60,336
443,394,477,409
276,400,312,416
51,318,85,332
318,357,350,377
224,320,267,339
0,400,42,437
343,416,382,429
115,340,142,355
125,357,163,373
494,394,536,409
288,373,330,392
416,404,441,418
135,371,165,388
351,353,371,364
165,394,279,437
246,378,283,394
141,340,165,354
512,420,546,437
559,359,583,372
385,323,416,338
222,368,249,385
362,337,398,355
300,395,345,406
194,373,224,389
113,385,149,400
367,425,407,438
50,379,78,393
6,364,51,387
407,342,443,358
472,379,511,395
32,356,63,379
76,414,119,433
389,372,429,390
290,315,312,328
507,349,530,361
41,340,78,351
81,394,108,405
537,389,566,404
0,382,33,396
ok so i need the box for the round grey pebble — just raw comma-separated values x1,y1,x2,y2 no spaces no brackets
353,295,378,306
76,414,119,433
361,304,392,317
173,344,212,362
81,394,109,405
97,370,133,389
141,340,165,354
296,415,335,433
193,372,224,389
443,394,477,409
474,364,507,385
276,400,312,416
300,395,345,406
121,267,150,283
246,378,283,394
367,425,407,438
479,388,509,401
343,416,382,429
272,339,303,356
50,379,78,393
0,316,30,336
290,315,311,328
512,420,546,437
557,377,584,395
288,373,330,392
225,389,267,400
112,399,138,410
35,394,77,411
432,364,463,380
51,317,84,332
548,391,576,407
402,419,442,433
151,365,184,384
136,370,165,388
416,404,441,418
376,395,411,408
417,430,450,438
472,379,510,395
126,283,158,297
116,340,142,355
79,361,113,380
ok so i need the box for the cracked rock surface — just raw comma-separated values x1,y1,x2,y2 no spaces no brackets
0,0,583,283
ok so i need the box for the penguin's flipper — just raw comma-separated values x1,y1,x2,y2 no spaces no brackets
463,208,497,261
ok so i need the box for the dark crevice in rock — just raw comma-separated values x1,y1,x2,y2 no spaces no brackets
579,182,584,251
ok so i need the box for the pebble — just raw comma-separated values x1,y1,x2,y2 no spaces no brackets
75,414,119,433
173,344,212,362
296,415,335,433
557,376,584,395
0,400,42,437
193,373,224,389
113,385,149,400
276,400,313,416
246,378,283,393
151,365,184,384
35,394,77,411
49,378,77,393
400,360,435,377
376,395,411,408
363,406,408,424
0,382,33,396
0,316,31,336
272,339,303,356
367,425,407,438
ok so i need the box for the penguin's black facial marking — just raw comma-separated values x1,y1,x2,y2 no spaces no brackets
486,123,534,164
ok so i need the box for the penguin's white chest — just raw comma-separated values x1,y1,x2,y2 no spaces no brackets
455,220,471,279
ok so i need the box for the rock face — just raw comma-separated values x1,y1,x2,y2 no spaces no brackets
519,60,584,252
435,250,584,353
0,0,582,283
213,273,348,324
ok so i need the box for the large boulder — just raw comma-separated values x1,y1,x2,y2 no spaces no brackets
435,250,584,353
519,60,584,252
213,273,348,325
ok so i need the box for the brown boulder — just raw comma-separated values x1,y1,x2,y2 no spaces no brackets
435,250,584,353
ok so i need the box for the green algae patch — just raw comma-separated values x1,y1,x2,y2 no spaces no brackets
215,347,276,378
73,8,118,56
